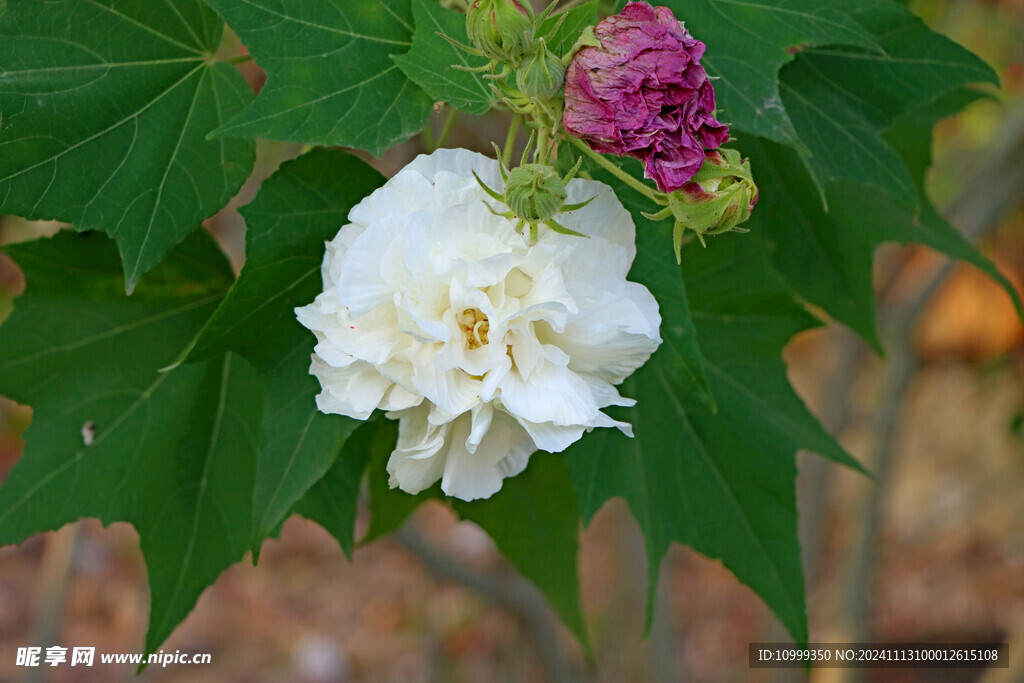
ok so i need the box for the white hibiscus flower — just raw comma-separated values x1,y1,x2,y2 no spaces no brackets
295,148,661,501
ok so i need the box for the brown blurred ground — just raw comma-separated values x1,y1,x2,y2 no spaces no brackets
1,0,1023,680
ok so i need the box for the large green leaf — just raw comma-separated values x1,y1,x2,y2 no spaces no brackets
393,0,496,115
627,188,716,413
0,0,256,292
541,1,599,57
800,0,998,128
774,0,997,205
453,454,584,640
202,0,433,155
778,63,918,207
251,330,363,554
730,1,1008,346
0,230,262,654
362,418,432,545
660,0,879,148
187,148,385,551
745,126,1022,348
350,441,585,642
563,164,859,643
292,417,385,556
188,149,385,365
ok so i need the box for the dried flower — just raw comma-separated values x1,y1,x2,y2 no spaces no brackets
562,1,729,192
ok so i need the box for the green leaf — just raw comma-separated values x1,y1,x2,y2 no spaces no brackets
778,61,918,207
202,0,433,155
188,148,385,366
393,0,496,115
541,1,599,57
744,124,1023,347
562,159,859,642
0,0,256,292
774,0,998,205
186,148,386,551
292,417,387,556
799,0,998,128
251,331,362,555
567,233,856,644
661,0,879,148
0,230,262,654
453,454,584,641
742,136,879,345
632,232,717,413
342,431,587,641
362,419,434,544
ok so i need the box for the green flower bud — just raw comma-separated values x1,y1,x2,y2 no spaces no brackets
667,148,758,251
466,0,534,63
516,38,565,100
504,163,567,224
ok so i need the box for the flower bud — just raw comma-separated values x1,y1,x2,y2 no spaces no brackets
466,0,534,63
516,38,565,100
667,149,758,247
504,163,567,224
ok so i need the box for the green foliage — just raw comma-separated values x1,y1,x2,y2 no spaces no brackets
0,0,256,292
187,149,384,365
292,417,385,556
0,0,1014,659
540,1,599,57
661,0,880,148
394,0,497,115
200,0,433,155
0,231,260,654
354,434,585,640
452,454,584,639
187,148,385,553
563,171,861,642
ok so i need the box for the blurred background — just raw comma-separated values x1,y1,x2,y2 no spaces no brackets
0,0,1022,680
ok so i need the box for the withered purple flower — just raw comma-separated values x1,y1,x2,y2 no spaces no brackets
562,1,729,192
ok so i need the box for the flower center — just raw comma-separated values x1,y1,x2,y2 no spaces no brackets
459,307,490,349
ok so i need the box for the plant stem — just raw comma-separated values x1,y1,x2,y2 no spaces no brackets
421,124,436,153
503,115,522,166
434,108,459,151
228,53,253,65
535,126,549,163
565,136,664,203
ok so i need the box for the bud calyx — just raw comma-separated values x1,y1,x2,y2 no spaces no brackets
643,148,759,261
466,0,535,63
516,38,566,101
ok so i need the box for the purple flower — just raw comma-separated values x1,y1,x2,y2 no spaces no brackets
562,2,729,192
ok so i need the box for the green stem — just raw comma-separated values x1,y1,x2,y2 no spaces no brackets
421,123,436,153
434,108,459,151
503,115,522,167
565,136,665,204
535,126,549,164
228,53,253,65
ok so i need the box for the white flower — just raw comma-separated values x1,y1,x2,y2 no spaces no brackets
295,148,661,501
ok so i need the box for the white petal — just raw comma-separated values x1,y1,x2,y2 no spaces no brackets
514,418,586,453
496,359,599,427
387,405,448,494
310,355,392,420
407,344,480,416
337,216,405,316
440,412,533,501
